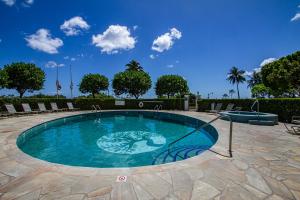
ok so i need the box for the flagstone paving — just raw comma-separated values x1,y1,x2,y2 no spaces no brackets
0,110,299,200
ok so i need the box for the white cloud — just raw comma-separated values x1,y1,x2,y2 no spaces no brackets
25,29,63,54
70,57,76,61
92,25,136,54
63,56,69,60
45,61,65,68
0,38,2,43
133,25,138,31
149,54,155,59
1,0,15,6
152,28,182,52
245,58,276,77
167,64,174,68
291,13,300,22
60,16,90,36
260,57,277,67
25,0,33,4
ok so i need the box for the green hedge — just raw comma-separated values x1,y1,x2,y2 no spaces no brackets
0,98,184,112
197,98,300,122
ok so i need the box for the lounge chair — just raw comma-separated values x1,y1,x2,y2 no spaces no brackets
50,102,65,112
22,103,40,114
284,123,300,135
292,116,300,125
222,103,235,111
38,103,51,113
234,107,242,111
208,103,222,113
4,104,26,115
67,102,79,111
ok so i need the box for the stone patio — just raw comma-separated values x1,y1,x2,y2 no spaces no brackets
0,110,299,200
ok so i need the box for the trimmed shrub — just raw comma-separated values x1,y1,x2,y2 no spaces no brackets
197,98,300,122
0,98,184,112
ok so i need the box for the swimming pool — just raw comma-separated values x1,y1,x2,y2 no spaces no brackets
17,111,218,168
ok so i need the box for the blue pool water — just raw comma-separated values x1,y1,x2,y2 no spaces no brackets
17,111,218,168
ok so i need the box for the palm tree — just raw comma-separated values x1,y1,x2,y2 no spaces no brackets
229,89,235,98
222,93,229,99
227,67,246,99
247,71,262,88
125,60,143,71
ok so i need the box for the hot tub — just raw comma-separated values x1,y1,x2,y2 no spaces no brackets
220,111,278,125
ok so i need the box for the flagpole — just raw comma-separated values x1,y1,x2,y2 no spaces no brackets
70,65,73,99
56,65,58,99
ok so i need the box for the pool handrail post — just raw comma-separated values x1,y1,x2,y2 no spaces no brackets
167,113,233,158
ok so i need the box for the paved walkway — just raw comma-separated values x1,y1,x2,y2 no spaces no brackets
0,111,299,200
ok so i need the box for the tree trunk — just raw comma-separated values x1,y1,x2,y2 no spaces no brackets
19,90,25,98
237,83,240,99
92,93,95,98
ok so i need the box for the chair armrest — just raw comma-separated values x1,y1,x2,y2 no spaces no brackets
292,116,300,120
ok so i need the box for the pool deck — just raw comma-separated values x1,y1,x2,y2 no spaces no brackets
0,110,300,200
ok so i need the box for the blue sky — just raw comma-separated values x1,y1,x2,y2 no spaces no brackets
0,0,300,98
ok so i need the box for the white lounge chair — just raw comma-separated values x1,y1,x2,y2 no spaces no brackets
22,103,40,114
292,116,300,125
4,104,26,115
67,102,79,111
50,102,65,112
223,103,235,111
38,103,51,113
208,103,223,113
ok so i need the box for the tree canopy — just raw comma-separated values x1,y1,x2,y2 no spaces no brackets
261,51,300,97
247,71,262,89
155,75,189,98
251,84,270,98
2,62,45,98
226,66,246,99
125,60,144,72
112,70,151,99
79,73,109,98
0,69,8,89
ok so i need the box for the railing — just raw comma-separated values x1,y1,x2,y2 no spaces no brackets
91,105,101,112
251,99,260,119
154,104,163,111
167,113,233,158
251,99,259,112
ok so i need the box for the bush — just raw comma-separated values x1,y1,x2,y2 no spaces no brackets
197,98,300,122
0,98,184,112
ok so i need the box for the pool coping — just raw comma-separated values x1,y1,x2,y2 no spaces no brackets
2,110,228,176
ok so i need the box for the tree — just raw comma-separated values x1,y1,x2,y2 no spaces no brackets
0,69,8,89
79,73,109,98
251,84,270,98
2,62,45,98
125,60,143,72
226,66,246,99
261,51,300,97
155,75,189,98
222,93,229,99
247,71,262,88
112,70,151,99
229,89,235,98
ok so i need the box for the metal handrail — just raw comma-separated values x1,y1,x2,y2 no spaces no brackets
167,113,233,158
154,104,163,111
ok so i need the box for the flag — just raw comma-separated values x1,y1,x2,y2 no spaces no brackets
70,80,73,90
56,80,62,91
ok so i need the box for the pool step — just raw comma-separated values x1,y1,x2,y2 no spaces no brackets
152,145,208,165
